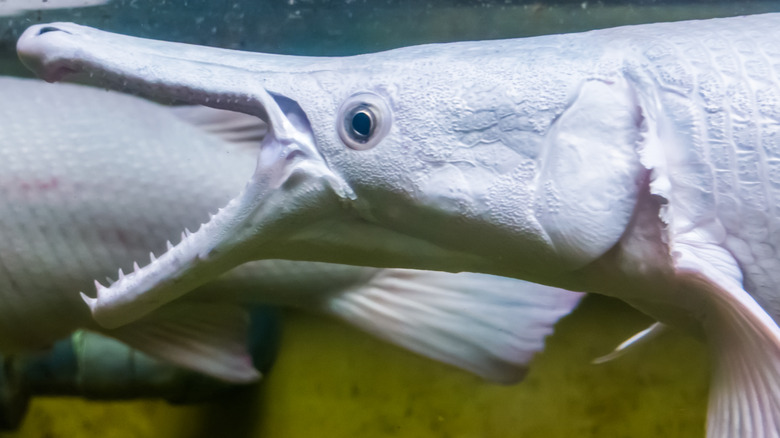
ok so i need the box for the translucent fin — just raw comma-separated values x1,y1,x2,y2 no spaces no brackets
168,105,267,148
323,269,584,384
674,241,780,438
592,322,667,364
104,301,259,383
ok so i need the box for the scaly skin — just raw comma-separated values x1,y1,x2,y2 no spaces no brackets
0,77,378,351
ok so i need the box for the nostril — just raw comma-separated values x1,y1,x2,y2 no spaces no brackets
36,26,69,36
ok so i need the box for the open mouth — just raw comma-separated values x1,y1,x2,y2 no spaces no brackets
17,23,354,328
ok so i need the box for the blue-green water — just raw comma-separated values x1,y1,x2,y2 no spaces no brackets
2,0,780,62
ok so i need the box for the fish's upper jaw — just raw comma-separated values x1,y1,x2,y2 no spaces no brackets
18,23,282,121
17,23,84,82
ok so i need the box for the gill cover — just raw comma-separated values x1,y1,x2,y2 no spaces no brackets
534,78,645,267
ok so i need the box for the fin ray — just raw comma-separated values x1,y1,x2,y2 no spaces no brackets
323,269,583,384
674,240,780,438
168,105,267,148
104,301,260,383
593,322,667,364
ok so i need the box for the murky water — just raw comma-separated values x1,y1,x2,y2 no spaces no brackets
1,296,709,438
2,0,780,71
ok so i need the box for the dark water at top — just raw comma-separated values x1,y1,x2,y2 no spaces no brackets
1,0,780,76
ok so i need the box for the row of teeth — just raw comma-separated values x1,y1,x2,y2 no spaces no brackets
97,230,187,287
86,205,225,297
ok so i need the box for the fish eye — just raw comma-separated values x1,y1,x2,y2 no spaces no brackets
348,105,375,139
337,92,391,150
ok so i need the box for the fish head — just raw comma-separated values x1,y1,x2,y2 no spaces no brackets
282,48,567,268
17,24,645,327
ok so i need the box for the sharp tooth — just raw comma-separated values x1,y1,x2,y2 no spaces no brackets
118,268,125,279
149,252,157,262
105,276,115,286
181,231,187,242
184,227,193,237
166,240,174,251
81,292,97,309
133,261,141,272
94,279,106,291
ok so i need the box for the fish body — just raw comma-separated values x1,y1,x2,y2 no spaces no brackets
0,0,110,17
18,14,780,437
0,76,251,352
0,76,581,383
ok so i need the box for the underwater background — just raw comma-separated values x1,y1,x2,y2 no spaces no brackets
0,1,777,436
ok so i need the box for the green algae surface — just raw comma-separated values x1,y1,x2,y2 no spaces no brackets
0,295,708,437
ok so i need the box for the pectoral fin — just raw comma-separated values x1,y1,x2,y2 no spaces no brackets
322,269,584,384
168,105,268,148
674,240,780,438
103,301,260,383
592,322,667,364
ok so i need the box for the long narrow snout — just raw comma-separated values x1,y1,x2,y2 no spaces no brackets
18,23,354,328
18,23,306,118
17,23,497,329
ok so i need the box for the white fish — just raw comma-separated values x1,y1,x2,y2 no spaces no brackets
0,0,110,17
0,76,582,384
18,13,780,437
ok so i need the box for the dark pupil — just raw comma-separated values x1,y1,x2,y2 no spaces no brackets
351,110,372,138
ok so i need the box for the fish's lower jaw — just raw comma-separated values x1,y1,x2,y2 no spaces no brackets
86,251,244,329
80,205,241,328
85,258,205,329
81,167,339,329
